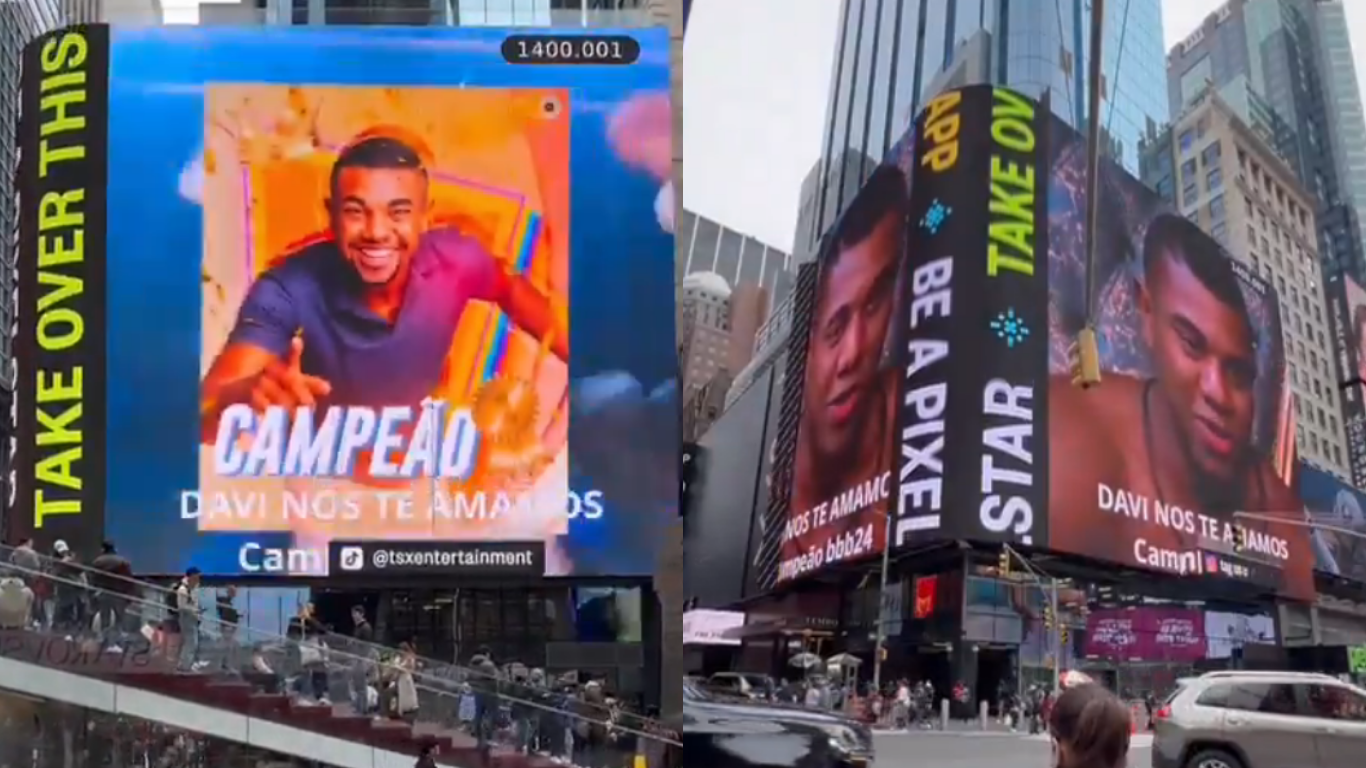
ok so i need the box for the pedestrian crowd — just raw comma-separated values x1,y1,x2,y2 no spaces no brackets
0,536,679,768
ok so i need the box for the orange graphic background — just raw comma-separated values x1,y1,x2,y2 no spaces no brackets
197,84,571,550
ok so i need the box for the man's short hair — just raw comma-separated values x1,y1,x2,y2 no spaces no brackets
832,164,908,254
1142,213,1252,335
330,136,426,196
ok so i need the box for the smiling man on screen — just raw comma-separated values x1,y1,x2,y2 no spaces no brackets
1048,214,1309,587
199,133,567,438
790,165,903,522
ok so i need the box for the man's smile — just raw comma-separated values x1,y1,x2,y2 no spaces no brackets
355,246,399,268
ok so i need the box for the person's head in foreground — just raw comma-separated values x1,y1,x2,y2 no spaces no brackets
327,135,430,287
804,163,906,466
1048,684,1131,768
1140,213,1257,492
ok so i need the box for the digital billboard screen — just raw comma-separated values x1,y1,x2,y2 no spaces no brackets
1327,275,1366,486
13,25,676,577
776,168,905,582
893,85,1314,599
1299,463,1366,583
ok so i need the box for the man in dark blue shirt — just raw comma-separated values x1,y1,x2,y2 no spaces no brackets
199,134,567,438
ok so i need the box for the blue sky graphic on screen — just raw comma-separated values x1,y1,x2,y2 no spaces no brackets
1299,464,1366,584
14,26,676,577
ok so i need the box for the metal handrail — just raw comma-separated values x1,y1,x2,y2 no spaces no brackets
0,557,678,746
0,541,663,733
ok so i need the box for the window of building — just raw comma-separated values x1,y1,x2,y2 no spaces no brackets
1179,130,1194,154
1209,195,1225,221
1201,141,1221,167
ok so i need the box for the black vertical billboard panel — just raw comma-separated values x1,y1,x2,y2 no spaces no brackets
13,26,110,554
894,86,1050,550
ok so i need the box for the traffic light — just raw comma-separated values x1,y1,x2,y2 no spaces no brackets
1070,327,1102,389
1043,605,1055,629
998,549,1012,575
1059,626,1069,645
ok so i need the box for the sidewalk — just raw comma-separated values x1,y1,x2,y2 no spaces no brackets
873,720,1023,737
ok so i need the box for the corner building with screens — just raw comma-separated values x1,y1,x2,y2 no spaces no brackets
800,0,1168,260
684,85,1366,714
8,23,678,715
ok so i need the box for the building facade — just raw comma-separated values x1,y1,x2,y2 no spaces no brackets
1167,0,1366,287
1142,86,1351,479
801,0,1169,256
676,208,794,311
676,208,792,439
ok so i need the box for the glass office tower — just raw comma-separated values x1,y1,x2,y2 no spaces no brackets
803,0,1169,256
1167,0,1366,284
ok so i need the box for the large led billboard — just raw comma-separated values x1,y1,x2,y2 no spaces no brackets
1300,463,1366,583
890,85,1314,598
777,167,904,582
1326,275,1366,487
13,26,676,577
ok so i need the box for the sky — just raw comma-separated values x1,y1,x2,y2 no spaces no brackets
161,0,199,23
682,0,1366,254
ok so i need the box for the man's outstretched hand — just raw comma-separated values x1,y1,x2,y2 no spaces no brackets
250,336,332,411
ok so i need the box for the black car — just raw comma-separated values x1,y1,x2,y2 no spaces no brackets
682,679,875,768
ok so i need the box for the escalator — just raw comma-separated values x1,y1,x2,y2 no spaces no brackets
0,543,680,768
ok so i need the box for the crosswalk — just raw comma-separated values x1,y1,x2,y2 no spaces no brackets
1024,733,1154,748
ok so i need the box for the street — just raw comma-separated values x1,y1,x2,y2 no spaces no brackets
873,730,1153,767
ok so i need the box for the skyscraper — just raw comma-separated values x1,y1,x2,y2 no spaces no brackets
1167,0,1366,285
801,0,1169,255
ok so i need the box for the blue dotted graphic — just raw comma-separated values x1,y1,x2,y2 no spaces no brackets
920,198,952,234
990,308,1030,348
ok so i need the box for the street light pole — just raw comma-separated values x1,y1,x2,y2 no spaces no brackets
1002,544,1061,696
871,510,895,693
1231,510,1363,573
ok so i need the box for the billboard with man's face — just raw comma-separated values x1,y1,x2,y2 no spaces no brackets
776,168,904,583
12,25,676,577
1327,275,1366,486
891,85,1315,599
